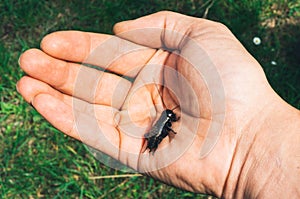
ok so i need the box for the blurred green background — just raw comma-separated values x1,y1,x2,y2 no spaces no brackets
0,0,299,198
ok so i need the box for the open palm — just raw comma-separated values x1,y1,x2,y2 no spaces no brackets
18,12,280,196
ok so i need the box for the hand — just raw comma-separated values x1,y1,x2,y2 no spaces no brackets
17,11,300,198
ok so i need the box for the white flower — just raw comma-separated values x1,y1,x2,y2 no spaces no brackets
253,37,261,45
271,61,277,65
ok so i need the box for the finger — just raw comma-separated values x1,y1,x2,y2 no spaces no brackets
113,11,199,50
17,76,119,126
19,49,131,108
32,92,145,169
32,93,121,159
41,31,157,77
17,76,66,104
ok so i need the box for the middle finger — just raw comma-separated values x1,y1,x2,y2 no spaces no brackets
40,31,157,77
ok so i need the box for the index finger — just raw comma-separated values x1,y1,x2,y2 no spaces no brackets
41,31,156,77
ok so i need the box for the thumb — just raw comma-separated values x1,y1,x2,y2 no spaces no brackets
113,11,198,50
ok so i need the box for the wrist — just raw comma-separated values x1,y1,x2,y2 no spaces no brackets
222,96,300,198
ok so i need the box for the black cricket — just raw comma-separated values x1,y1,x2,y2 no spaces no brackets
144,107,180,153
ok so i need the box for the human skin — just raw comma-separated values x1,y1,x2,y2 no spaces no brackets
17,11,300,198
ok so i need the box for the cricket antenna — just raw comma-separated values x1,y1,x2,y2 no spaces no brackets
152,77,180,112
152,77,163,99
171,105,180,111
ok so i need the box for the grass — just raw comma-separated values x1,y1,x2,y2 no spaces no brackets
0,0,299,198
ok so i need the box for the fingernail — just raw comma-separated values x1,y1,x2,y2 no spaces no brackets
18,55,21,66
15,80,21,93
